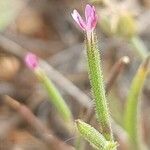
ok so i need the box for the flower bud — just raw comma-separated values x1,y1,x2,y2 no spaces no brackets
25,52,39,70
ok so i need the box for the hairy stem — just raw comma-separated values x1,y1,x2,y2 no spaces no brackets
86,32,113,141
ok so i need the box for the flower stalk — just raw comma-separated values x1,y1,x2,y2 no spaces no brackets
72,4,113,142
86,32,113,141
25,53,73,123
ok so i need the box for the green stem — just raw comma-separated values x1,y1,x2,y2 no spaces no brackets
35,68,72,123
124,56,150,149
75,135,85,150
86,32,113,141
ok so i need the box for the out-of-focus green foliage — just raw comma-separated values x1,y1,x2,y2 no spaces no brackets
100,16,114,36
130,36,148,59
117,13,137,38
0,0,23,31
124,56,150,149
90,0,107,5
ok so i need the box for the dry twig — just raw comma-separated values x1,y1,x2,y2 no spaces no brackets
3,95,74,150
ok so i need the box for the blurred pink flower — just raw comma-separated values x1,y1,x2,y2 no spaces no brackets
25,52,38,70
71,4,98,32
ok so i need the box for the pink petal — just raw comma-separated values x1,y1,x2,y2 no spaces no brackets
91,6,96,19
85,4,93,21
91,9,98,30
85,5,98,31
71,4,98,32
86,17,93,31
91,14,98,30
71,9,86,30
25,52,38,70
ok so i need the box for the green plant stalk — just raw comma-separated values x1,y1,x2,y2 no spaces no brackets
76,119,117,150
85,32,113,141
124,56,150,149
34,68,72,123
75,135,86,150
129,36,148,60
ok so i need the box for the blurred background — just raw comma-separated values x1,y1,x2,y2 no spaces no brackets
0,0,149,149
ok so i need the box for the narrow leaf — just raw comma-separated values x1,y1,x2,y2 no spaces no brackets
124,56,150,149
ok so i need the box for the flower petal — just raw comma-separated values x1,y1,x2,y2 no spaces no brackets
71,9,86,30
85,4,93,21
86,17,93,31
85,5,98,31
91,10,98,30
72,4,98,32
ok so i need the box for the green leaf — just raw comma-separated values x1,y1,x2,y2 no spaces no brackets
76,119,117,150
124,56,150,149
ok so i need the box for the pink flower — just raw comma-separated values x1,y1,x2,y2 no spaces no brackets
25,52,39,70
71,4,98,32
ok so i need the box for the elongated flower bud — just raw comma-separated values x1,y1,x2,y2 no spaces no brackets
76,120,117,150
